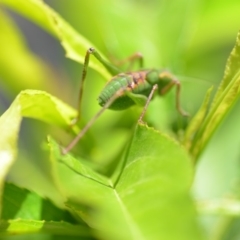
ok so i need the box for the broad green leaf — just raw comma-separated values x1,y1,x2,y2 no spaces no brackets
49,124,203,240
1,183,77,222
0,90,78,218
18,90,76,129
190,30,240,159
0,219,90,237
50,140,110,187
0,0,111,79
2,183,41,220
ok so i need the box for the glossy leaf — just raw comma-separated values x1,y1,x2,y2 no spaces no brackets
0,183,89,237
0,219,90,237
0,90,78,218
18,90,76,129
49,124,203,240
2,183,41,220
1,183,75,221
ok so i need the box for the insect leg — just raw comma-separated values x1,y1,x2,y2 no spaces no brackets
138,84,158,123
62,88,125,154
90,48,121,75
73,48,93,125
110,52,144,71
158,72,189,117
72,48,122,126
174,80,189,117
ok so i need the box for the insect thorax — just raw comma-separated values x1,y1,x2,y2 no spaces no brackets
97,71,151,110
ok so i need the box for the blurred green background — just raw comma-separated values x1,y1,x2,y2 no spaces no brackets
1,0,240,238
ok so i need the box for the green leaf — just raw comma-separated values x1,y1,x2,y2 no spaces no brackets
0,89,77,150
50,140,110,187
190,30,240,159
49,124,203,240
212,30,240,108
183,86,213,153
0,100,22,218
18,90,76,129
0,90,78,218
2,183,77,222
0,219,90,237
0,0,111,79
2,183,41,220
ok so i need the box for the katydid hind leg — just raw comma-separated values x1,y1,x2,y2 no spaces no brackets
90,48,121,75
72,48,93,126
158,71,189,117
72,48,121,126
126,52,144,71
138,84,158,123
62,88,125,155
174,81,189,117
110,52,144,71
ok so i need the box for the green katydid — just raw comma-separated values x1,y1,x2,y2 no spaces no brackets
62,48,189,154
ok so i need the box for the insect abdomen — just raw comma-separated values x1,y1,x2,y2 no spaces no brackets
97,70,153,110
98,74,135,110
